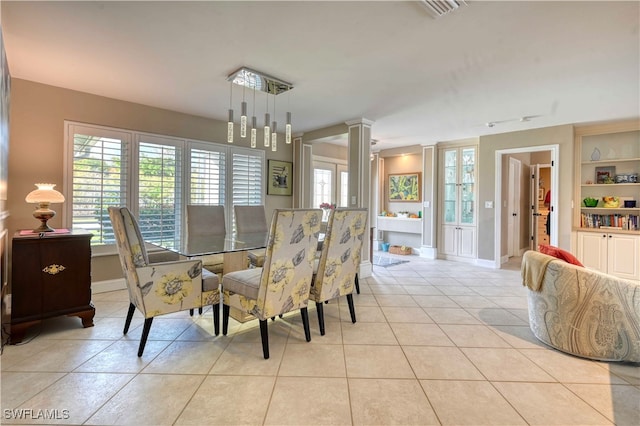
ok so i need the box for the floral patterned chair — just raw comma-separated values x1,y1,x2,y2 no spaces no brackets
108,207,220,357
234,205,268,268
311,208,368,335
222,209,322,359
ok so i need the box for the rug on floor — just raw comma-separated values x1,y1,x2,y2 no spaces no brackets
372,255,411,267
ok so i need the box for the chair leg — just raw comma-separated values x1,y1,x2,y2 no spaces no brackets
301,307,312,342
355,273,360,294
259,319,270,359
346,294,357,324
199,307,203,315
212,303,220,336
222,304,230,335
138,317,153,357
315,301,325,336
123,303,135,334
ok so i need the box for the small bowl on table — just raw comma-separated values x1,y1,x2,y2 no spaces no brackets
602,196,620,208
624,200,637,208
583,198,598,207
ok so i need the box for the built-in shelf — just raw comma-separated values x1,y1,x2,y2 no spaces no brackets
377,216,422,234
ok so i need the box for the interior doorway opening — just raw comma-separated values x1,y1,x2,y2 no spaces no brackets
495,145,559,268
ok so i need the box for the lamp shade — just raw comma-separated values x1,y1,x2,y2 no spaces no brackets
25,183,65,204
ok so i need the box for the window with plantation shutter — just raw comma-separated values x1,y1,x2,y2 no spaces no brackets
69,125,130,245
189,145,225,205
136,136,183,249
232,150,264,206
66,121,266,249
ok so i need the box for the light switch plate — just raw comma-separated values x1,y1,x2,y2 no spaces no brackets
484,201,494,208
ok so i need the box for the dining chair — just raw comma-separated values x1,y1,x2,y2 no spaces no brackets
234,204,268,267
222,208,322,359
311,208,368,335
186,204,225,275
108,206,221,356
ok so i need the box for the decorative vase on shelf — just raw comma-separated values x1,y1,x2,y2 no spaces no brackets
590,147,600,161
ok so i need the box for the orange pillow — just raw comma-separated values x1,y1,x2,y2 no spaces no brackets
538,244,584,267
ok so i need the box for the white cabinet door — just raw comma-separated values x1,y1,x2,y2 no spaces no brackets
578,231,640,281
577,232,607,273
607,234,640,281
442,225,458,256
458,226,477,258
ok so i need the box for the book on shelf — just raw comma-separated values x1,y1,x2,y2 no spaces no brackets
580,213,638,231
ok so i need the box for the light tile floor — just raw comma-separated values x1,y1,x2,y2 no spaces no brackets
1,255,639,425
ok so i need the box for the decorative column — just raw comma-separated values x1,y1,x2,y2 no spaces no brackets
346,118,374,277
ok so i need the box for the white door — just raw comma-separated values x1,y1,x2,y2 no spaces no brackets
530,165,541,250
507,157,521,257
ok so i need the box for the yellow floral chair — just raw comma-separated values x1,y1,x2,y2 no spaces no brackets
311,208,368,335
222,209,322,359
234,205,268,268
108,207,220,356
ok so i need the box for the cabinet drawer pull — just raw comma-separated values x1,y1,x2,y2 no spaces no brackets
43,264,66,275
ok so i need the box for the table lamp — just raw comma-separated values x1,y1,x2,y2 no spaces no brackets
25,183,65,232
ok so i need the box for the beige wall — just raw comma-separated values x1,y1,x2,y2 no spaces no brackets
383,153,422,215
9,79,293,282
478,125,574,262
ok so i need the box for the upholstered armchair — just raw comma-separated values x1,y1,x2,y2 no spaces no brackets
108,207,220,356
311,208,367,335
222,209,322,359
186,205,226,275
234,205,268,268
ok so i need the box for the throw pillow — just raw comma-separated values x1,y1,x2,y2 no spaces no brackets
538,244,584,267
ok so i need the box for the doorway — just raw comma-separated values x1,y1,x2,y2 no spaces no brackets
495,145,559,268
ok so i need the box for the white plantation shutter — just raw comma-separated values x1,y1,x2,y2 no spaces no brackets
67,122,266,248
232,150,264,206
136,137,183,248
189,146,225,205
70,125,130,245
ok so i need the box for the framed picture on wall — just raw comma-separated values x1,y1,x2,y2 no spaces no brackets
595,166,615,184
388,172,421,202
267,160,293,196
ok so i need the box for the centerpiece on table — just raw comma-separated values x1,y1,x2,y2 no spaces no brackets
319,202,336,221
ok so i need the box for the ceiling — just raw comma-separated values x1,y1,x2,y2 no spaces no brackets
2,1,639,151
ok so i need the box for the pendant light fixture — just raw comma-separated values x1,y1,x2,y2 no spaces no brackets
250,86,257,148
264,93,270,148
285,90,292,144
227,81,234,143
240,84,247,138
226,67,294,151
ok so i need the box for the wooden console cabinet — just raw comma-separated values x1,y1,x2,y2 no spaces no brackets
10,230,94,343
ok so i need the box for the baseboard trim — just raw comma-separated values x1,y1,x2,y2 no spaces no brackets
419,247,437,259
500,255,509,264
92,278,126,294
475,258,499,269
359,261,372,278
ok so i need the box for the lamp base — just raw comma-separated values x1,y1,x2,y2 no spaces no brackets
33,207,56,233
33,222,55,233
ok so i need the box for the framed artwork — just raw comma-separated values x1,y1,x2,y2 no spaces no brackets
538,188,544,201
595,166,615,184
267,160,293,196
388,172,421,202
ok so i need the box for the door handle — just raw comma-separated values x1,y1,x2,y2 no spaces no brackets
512,213,517,216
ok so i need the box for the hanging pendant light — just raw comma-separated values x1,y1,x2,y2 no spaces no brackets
285,112,292,144
240,84,247,138
250,86,257,148
271,121,277,152
264,93,270,147
227,82,234,143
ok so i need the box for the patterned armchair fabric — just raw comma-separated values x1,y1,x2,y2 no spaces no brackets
222,209,322,359
186,205,225,274
108,207,220,356
522,250,640,362
234,205,268,267
311,208,368,335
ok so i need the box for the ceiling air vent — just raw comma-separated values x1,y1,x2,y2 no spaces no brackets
419,0,467,18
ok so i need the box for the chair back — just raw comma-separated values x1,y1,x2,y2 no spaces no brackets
186,205,226,238
313,208,368,301
256,209,322,318
186,205,226,253
108,206,148,307
234,205,268,234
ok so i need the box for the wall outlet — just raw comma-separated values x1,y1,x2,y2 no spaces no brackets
423,201,430,208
